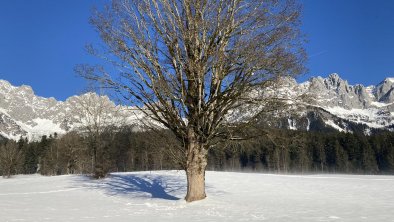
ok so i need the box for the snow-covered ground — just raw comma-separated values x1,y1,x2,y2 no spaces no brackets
1,171,394,222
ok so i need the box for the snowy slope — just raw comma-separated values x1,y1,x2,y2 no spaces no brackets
1,171,394,222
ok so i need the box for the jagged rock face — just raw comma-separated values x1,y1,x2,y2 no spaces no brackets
375,78,394,102
308,73,394,112
306,73,372,109
0,80,61,123
380,88,394,103
0,80,142,141
0,80,70,140
0,113,28,139
353,84,372,108
278,74,394,132
1,73,394,140
216,73,394,134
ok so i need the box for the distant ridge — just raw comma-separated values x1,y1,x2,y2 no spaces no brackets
2,74,394,140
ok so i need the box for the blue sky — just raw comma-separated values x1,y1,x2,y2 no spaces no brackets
0,0,104,100
300,0,394,85
0,0,394,100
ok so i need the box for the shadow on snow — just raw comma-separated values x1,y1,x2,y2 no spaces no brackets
73,172,185,201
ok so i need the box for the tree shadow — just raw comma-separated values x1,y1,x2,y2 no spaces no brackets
107,174,181,200
73,173,184,201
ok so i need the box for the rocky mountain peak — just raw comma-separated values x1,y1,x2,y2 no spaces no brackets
375,77,394,102
0,81,144,140
2,74,394,140
304,74,367,109
325,73,351,93
0,79,15,93
326,73,341,84
19,85,34,94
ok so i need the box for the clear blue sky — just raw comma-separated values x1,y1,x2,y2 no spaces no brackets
0,0,394,100
0,0,104,100
300,0,394,84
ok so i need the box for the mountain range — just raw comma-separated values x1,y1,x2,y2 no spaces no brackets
275,73,394,134
0,80,141,141
1,73,394,141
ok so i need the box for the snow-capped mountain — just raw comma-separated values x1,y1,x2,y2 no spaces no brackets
1,74,394,140
276,73,394,133
0,80,142,141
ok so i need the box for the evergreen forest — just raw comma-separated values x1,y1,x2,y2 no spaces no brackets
1,125,394,178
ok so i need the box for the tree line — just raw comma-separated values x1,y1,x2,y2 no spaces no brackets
1,126,394,178
208,129,394,174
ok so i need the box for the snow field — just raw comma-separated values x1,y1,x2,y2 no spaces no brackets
1,171,394,221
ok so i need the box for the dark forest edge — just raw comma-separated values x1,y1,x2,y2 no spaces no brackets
1,126,394,178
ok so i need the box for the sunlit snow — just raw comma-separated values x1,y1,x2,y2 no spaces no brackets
1,171,394,221
385,77,394,84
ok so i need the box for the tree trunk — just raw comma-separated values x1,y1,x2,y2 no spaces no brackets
6,165,11,178
185,165,206,202
184,130,208,202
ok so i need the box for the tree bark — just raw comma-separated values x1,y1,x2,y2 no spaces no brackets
184,130,208,202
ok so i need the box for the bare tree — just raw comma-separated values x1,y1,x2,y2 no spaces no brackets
70,93,125,178
0,141,24,178
77,0,305,201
